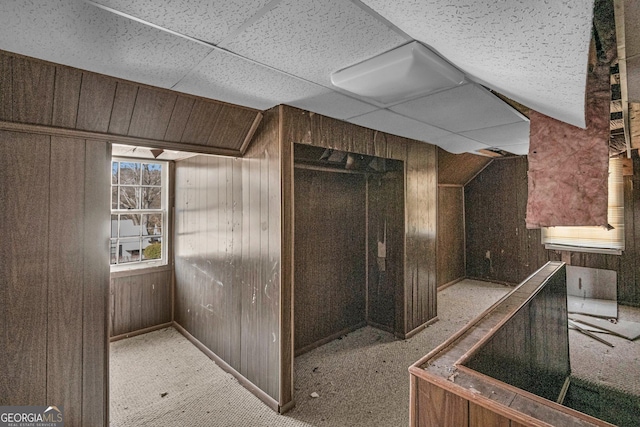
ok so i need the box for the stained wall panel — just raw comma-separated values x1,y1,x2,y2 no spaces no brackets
174,107,282,404
12,56,55,125
294,168,367,353
0,131,50,405
437,186,465,287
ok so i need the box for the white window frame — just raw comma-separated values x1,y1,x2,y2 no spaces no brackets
541,158,625,255
110,157,169,271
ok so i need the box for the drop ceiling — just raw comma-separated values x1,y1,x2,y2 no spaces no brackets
0,0,597,155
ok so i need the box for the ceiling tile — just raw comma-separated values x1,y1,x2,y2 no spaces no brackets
428,133,490,154
0,0,211,89
288,91,378,120
362,0,593,128
220,0,408,88
347,109,451,143
391,84,524,132
173,49,327,110
89,0,274,44
459,121,530,147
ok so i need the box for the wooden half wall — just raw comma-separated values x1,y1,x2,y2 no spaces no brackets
0,132,110,426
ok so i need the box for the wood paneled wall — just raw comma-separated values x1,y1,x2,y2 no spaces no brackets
437,186,465,288
294,168,367,354
0,131,110,426
0,50,260,155
281,105,438,337
110,268,172,337
465,155,640,306
173,107,282,407
368,171,405,331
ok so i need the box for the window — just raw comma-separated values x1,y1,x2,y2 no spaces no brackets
541,158,624,254
110,158,168,269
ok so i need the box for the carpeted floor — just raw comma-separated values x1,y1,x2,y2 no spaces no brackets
109,279,640,426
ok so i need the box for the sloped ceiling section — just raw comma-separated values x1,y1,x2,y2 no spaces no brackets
0,0,595,155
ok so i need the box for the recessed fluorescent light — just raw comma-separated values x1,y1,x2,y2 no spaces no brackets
331,41,465,105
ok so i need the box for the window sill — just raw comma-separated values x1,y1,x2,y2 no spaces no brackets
110,262,171,278
544,244,623,256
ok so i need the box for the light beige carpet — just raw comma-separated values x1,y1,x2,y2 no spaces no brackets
110,279,640,426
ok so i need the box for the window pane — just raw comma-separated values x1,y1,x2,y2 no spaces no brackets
142,237,162,260
120,162,141,185
112,187,118,210
142,213,163,236
119,238,141,263
119,186,140,210
142,187,162,209
112,162,119,185
110,240,117,264
111,214,119,238
119,214,141,237
142,163,162,186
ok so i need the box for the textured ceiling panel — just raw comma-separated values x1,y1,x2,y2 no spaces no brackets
220,0,408,87
348,109,451,143
391,84,525,133
173,49,327,110
287,91,379,120
428,133,490,154
89,0,274,44
459,121,530,147
362,0,593,128
0,0,212,89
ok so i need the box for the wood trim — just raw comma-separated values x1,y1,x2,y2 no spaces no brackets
239,112,263,155
294,321,367,357
278,400,296,414
398,316,439,340
173,321,280,412
109,322,172,342
109,265,173,279
293,162,378,175
463,158,494,186
437,183,464,188
437,277,465,292
0,120,242,157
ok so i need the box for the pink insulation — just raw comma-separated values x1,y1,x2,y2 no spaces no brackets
526,63,611,229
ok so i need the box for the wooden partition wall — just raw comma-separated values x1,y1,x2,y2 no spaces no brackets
409,262,613,427
0,132,110,426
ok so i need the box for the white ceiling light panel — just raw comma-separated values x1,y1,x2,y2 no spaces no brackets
330,41,465,105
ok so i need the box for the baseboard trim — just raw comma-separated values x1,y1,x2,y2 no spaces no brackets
399,317,439,340
466,276,517,287
437,277,466,292
278,399,296,414
294,321,367,357
109,322,173,342
173,321,280,413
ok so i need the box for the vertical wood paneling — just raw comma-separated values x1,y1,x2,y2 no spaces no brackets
0,52,12,121
76,73,117,132
127,87,176,140
164,95,195,142
109,269,172,337
437,186,465,287
13,56,55,125
108,82,138,135
416,378,468,427
174,107,282,404
82,139,110,427
293,168,367,352
180,99,223,145
52,66,82,128
47,137,85,424
0,131,50,405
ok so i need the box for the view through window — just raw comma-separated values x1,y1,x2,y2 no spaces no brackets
110,158,168,269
